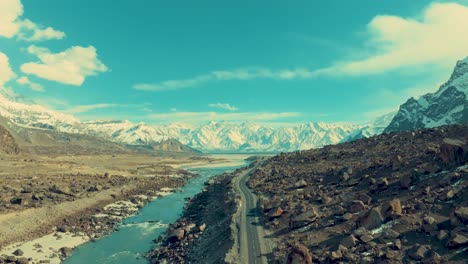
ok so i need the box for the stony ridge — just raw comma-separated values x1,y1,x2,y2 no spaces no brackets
248,124,468,263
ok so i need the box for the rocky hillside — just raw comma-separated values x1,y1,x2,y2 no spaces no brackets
385,57,468,132
0,124,19,154
249,124,468,263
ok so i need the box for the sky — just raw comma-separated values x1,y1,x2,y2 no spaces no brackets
1,0,468,125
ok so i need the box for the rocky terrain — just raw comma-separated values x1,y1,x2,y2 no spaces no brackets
0,151,216,263
247,124,468,263
147,167,247,264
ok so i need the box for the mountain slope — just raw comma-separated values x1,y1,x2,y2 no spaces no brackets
0,123,19,154
341,112,396,143
0,92,196,154
385,57,468,132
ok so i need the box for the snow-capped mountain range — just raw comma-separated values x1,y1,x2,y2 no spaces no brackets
385,57,468,132
0,89,394,152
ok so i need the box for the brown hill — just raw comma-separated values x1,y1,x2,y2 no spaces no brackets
0,124,19,154
249,124,468,263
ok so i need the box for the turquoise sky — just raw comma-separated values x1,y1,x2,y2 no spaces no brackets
1,0,468,124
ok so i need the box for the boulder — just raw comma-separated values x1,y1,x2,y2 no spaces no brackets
400,174,412,189
168,228,185,242
15,257,29,264
409,245,431,261
356,193,372,205
447,233,468,249
340,235,357,249
290,208,319,229
10,197,25,205
294,180,307,189
198,223,206,232
57,225,69,233
50,185,72,196
454,206,468,224
287,243,313,264
60,247,73,258
381,199,402,220
437,230,449,241
269,207,284,218
349,200,366,214
358,207,384,230
439,138,468,165
12,249,24,256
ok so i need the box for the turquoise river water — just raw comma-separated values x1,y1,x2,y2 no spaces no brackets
64,162,246,264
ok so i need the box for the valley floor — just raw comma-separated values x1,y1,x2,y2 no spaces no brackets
0,152,229,263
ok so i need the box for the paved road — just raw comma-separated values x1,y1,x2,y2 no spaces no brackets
234,159,272,264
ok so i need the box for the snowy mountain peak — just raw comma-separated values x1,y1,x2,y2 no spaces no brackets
385,56,468,132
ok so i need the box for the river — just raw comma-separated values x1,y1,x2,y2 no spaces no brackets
65,156,249,264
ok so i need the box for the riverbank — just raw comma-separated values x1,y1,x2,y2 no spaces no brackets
0,153,228,263
146,158,263,264
146,169,244,263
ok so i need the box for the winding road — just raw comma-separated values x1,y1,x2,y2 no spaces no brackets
234,159,273,264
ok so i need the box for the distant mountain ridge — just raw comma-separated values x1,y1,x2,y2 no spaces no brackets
385,57,468,132
0,88,394,153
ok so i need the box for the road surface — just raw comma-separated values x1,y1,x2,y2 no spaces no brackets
234,159,273,264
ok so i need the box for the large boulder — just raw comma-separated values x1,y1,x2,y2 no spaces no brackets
381,199,402,220
439,138,468,165
454,207,468,224
290,208,319,229
358,207,384,230
287,243,313,264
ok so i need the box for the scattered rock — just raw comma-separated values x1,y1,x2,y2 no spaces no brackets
287,243,313,264
168,228,185,242
50,185,72,196
349,200,366,214
356,193,372,205
454,206,468,224
12,249,24,256
437,230,449,241
340,235,357,249
269,207,284,218
198,223,206,232
446,233,468,249
60,247,73,258
290,208,319,229
381,199,402,220
409,245,431,261
15,257,29,264
358,207,384,230
294,180,307,189
400,174,412,189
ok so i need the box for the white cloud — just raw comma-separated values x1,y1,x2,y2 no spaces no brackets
18,19,65,41
0,52,16,86
149,111,301,124
21,45,108,86
64,104,118,114
0,0,65,41
208,103,238,111
16,76,43,91
133,68,315,91
321,2,468,76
